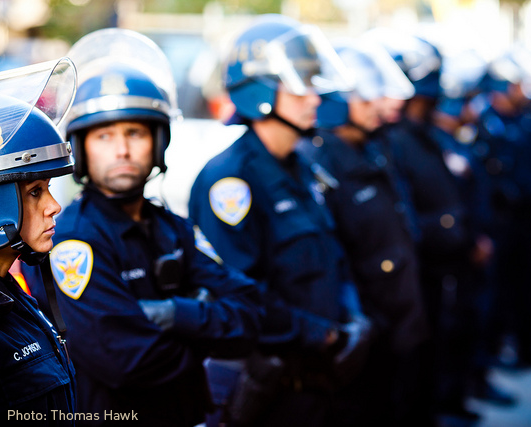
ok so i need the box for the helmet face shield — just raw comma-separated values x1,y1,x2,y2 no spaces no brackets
366,43,415,101
66,28,178,117
363,28,442,98
65,28,178,181
0,58,76,148
486,46,531,99
240,25,355,96
335,40,415,101
0,58,76,251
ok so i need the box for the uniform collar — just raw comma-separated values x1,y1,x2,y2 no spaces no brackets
242,129,311,191
83,184,154,238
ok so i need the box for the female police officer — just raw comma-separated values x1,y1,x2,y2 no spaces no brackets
0,58,77,423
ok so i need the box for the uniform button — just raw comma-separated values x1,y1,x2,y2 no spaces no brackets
440,214,455,229
316,182,326,193
312,136,324,147
381,259,394,273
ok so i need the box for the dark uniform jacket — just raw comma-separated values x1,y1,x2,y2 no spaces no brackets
189,128,361,354
474,105,531,217
26,185,262,427
298,130,429,354
383,118,476,261
0,273,76,425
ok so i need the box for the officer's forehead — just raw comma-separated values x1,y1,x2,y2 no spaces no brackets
87,120,151,132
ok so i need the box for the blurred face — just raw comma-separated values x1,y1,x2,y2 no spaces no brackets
349,97,384,132
85,121,153,197
380,97,406,124
275,84,321,131
19,179,61,253
509,82,531,110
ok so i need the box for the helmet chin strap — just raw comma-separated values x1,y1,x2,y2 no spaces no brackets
4,223,48,266
4,223,68,335
269,110,316,138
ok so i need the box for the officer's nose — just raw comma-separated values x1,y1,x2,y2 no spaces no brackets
44,190,61,217
115,133,131,158
306,89,321,108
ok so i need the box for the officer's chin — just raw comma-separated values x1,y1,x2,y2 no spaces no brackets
107,175,145,193
35,237,54,254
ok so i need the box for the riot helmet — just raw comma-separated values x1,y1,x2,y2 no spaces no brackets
437,49,487,119
364,28,442,100
223,14,354,132
65,28,179,183
318,37,415,129
481,45,531,98
0,58,76,263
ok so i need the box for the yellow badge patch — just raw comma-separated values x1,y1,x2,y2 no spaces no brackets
209,177,252,226
50,240,94,300
193,225,223,264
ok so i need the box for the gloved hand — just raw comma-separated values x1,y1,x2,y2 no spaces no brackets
333,314,374,385
138,298,176,332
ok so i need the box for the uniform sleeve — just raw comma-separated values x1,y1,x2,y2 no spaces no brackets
189,174,339,351
50,232,197,389
167,219,263,357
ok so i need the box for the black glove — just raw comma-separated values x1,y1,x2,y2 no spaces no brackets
332,314,374,386
138,298,176,332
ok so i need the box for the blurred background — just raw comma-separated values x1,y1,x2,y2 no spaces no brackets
2,0,531,215
3,0,531,118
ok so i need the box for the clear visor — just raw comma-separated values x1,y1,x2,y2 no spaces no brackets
0,57,76,147
362,28,441,82
339,39,415,101
370,43,415,100
67,28,178,116
242,25,355,96
490,57,522,85
508,47,531,99
440,50,486,98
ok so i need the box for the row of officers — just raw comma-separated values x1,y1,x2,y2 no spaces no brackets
2,13,531,427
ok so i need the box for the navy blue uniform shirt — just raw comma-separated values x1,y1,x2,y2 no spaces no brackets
383,118,476,259
189,128,361,353
474,105,531,214
298,130,429,354
25,185,262,426
1,273,76,425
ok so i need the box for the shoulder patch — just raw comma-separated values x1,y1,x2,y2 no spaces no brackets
209,177,251,226
193,225,223,264
50,240,94,300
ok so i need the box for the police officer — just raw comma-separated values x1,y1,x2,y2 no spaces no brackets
24,29,262,427
189,14,373,427
297,38,432,426
371,30,488,421
0,59,77,424
473,46,531,369
430,50,521,407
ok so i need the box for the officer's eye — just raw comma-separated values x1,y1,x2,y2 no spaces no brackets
28,186,43,197
95,131,112,140
127,128,150,139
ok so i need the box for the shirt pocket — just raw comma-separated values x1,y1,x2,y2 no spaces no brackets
2,352,70,407
270,204,329,301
